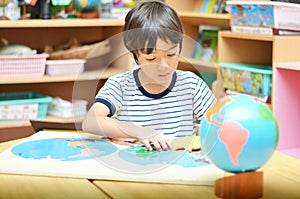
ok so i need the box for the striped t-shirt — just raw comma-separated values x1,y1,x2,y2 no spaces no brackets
95,69,216,139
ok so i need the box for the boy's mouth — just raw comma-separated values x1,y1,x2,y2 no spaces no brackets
158,73,170,78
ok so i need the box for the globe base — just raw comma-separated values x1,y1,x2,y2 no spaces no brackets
215,171,263,199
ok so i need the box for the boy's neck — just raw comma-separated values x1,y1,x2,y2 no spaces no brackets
138,70,173,94
142,83,169,94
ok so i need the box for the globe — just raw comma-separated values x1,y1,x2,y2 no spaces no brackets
200,94,279,173
73,0,99,11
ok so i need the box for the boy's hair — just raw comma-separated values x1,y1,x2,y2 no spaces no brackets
123,0,183,64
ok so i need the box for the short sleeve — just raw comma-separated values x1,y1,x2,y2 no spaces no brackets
193,76,216,122
95,76,123,116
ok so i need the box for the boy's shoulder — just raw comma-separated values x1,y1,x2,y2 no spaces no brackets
109,70,135,81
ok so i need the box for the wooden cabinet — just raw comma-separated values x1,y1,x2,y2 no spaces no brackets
0,19,131,141
218,31,300,158
218,31,300,107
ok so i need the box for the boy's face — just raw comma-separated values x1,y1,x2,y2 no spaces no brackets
137,38,180,84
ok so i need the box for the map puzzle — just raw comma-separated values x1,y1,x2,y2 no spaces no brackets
0,131,224,185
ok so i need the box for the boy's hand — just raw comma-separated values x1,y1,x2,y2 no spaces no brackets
140,132,174,152
114,120,174,151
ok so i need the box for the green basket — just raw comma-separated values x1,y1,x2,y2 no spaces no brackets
219,63,272,97
0,91,53,120
51,0,71,6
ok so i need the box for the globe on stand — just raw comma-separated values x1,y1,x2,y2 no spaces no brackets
200,93,279,198
73,0,99,18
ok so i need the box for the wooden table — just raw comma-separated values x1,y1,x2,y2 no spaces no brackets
0,139,299,199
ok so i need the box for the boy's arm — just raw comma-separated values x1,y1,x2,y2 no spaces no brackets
82,102,173,151
82,102,128,138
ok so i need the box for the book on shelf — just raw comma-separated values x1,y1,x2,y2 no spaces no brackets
200,0,210,13
227,1,300,35
230,26,300,35
192,28,219,63
111,7,131,19
213,0,227,13
200,0,218,13
272,29,300,35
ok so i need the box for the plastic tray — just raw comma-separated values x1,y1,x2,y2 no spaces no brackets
219,63,272,97
47,97,88,118
0,91,53,120
46,59,86,75
0,54,49,78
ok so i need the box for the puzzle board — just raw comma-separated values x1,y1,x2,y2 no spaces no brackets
0,131,224,185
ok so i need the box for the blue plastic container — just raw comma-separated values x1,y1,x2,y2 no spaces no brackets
219,63,272,97
0,91,53,120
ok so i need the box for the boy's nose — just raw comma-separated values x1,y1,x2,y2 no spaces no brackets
156,62,169,71
157,57,168,67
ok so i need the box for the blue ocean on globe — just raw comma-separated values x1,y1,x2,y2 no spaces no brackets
200,94,279,173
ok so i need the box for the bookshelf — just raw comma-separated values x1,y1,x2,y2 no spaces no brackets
0,19,131,141
218,31,300,159
0,1,230,141
165,0,230,74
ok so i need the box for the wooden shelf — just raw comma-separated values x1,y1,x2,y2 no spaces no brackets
0,65,129,84
0,14,230,29
179,57,217,73
32,115,84,124
0,115,84,132
219,31,275,41
275,62,300,71
0,117,78,128
179,12,230,28
0,120,32,128
0,19,125,28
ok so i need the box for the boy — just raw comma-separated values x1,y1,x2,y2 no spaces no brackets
82,0,216,151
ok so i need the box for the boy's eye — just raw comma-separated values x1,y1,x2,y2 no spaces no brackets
167,53,176,57
145,57,156,61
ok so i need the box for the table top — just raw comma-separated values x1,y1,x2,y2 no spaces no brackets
0,138,299,199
